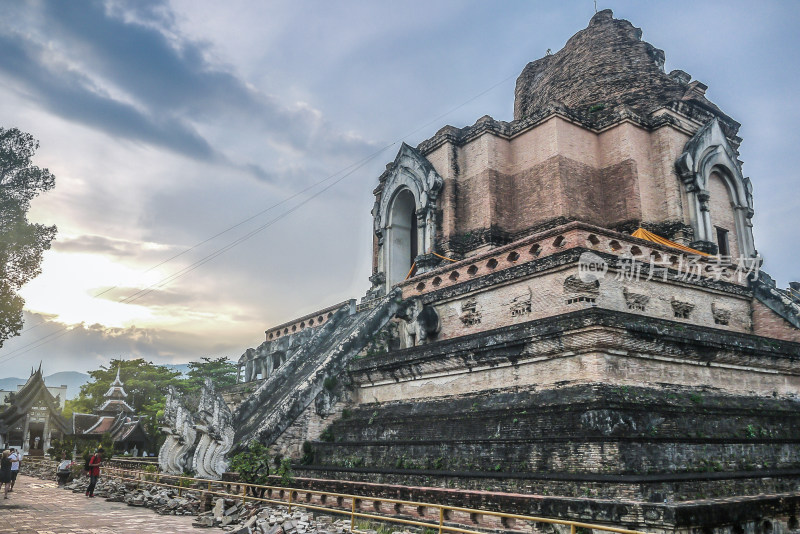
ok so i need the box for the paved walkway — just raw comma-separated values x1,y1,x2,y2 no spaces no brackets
0,475,201,533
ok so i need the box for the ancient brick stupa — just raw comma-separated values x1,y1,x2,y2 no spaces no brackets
162,10,800,532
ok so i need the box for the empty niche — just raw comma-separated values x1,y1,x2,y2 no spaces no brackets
671,298,695,319
507,251,520,263
564,275,599,305
529,243,541,256
449,271,460,281
623,288,649,311
587,234,600,246
416,282,426,292
467,265,478,276
486,258,498,269
712,303,731,325
630,246,643,256
553,235,565,247
609,240,622,252
432,276,442,287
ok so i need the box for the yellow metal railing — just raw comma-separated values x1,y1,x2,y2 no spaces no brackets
99,465,647,534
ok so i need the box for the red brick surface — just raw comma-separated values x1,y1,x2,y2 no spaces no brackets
0,475,199,534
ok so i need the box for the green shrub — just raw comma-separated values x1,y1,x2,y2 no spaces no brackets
300,441,314,465
277,458,294,487
229,441,270,485
320,427,334,442
323,376,338,391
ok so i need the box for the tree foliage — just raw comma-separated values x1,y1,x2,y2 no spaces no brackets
0,127,57,347
180,356,237,395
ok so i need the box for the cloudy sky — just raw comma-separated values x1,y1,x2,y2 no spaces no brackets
1,0,798,377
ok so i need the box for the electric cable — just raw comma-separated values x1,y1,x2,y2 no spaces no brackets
0,70,518,363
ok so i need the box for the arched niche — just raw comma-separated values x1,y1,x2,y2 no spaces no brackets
371,143,443,294
676,118,756,259
386,188,418,286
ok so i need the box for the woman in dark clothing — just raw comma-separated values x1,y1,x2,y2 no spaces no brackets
1,450,12,499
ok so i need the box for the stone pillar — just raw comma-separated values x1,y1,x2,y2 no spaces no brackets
42,415,51,452
21,415,30,453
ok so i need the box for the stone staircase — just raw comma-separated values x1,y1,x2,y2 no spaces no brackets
232,288,405,449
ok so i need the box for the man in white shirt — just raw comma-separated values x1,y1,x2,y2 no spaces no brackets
9,449,20,491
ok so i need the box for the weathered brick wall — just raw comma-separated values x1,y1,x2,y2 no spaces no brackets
307,384,800,503
753,298,800,343
422,116,694,259
270,388,351,459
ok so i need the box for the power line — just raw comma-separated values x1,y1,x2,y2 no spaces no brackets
0,70,518,363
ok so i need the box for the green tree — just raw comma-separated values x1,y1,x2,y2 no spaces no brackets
180,356,237,395
0,127,56,347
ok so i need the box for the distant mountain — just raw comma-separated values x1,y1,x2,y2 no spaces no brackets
0,371,89,400
44,371,91,399
164,363,191,377
0,377,24,391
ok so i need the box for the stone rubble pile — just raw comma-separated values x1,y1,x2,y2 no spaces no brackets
193,498,418,534
61,476,199,515
21,462,61,480
193,499,354,534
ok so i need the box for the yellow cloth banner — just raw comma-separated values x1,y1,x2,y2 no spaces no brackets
630,228,710,257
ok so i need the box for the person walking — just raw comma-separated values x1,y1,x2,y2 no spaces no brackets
8,448,20,492
1,450,12,499
85,446,103,497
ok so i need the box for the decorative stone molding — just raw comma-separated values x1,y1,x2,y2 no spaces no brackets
676,118,756,259
158,386,197,475
372,143,444,292
460,298,482,326
510,287,533,317
623,288,649,312
712,303,731,326
671,298,695,319
564,275,599,305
